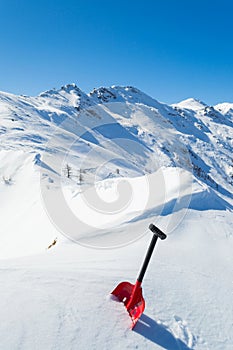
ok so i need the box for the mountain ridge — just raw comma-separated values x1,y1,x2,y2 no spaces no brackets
1,83,233,108
0,83,232,198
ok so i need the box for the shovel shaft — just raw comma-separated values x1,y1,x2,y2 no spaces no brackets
137,225,167,283
137,234,158,283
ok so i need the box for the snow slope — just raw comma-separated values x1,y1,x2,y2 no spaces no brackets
0,84,233,349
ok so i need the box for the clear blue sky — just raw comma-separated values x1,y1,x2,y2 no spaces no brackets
0,0,233,104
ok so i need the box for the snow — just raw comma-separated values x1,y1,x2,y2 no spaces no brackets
173,98,207,111
0,84,233,349
214,102,233,121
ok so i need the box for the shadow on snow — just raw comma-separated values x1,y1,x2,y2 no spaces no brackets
127,189,233,225
134,314,193,350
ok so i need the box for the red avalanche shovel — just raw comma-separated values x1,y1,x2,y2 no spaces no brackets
111,224,167,329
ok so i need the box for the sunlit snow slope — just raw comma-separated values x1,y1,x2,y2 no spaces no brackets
0,84,232,350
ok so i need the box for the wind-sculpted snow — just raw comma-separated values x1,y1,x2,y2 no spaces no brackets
36,100,195,248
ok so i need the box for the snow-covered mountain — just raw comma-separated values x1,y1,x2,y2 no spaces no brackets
1,83,233,191
0,84,233,349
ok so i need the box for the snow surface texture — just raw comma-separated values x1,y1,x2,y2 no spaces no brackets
0,84,232,349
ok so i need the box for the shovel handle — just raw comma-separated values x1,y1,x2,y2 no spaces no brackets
137,224,166,283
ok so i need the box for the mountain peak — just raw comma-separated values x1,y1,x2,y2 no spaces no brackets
214,102,233,115
89,85,160,108
173,98,207,111
60,83,82,93
39,83,84,98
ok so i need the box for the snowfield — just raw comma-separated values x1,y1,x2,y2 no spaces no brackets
0,84,232,349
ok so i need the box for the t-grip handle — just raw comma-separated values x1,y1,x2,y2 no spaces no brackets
137,224,167,283
149,223,167,240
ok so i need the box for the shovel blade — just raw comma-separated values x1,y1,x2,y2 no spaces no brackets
111,281,134,304
111,281,145,328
